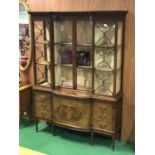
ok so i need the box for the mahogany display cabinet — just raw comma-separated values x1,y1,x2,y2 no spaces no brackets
30,11,127,150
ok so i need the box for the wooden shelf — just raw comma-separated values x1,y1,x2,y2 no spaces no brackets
61,64,73,67
95,45,114,48
38,82,51,87
77,65,92,69
94,67,121,72
35,41,49,44
36,61,51,65
77,43,92,46
54,42,72,45
94,67,114,72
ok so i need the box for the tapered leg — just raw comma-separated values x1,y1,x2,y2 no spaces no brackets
52,124,55,136
118,129,121,141
19,112,22,127
117,132,121,141
91,131,94,145
112,135,115,151
35,119,38,132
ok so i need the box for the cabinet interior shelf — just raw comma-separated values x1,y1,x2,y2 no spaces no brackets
38,82,51,87
36,61,51,65
54,42,72,45
55,64,92,69
77,43,93,46
35,41,49,44
55,64,73,67
61,64,73,67
95,67,113,72
94,67,121,72
95,45,115,48
77,65,92,69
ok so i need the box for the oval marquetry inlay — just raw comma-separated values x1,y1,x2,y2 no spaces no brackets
57,105,81,121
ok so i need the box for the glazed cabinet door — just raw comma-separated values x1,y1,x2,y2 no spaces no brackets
94,21,124,96
76,20,93,91
54,19,73,88
32,17,52,87
33,91,52,120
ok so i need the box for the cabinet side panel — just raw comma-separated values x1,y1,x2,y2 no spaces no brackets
115,100,122,131
92,100,114,132
33,91,52,120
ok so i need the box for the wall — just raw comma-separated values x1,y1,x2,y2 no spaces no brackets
22,0,135,141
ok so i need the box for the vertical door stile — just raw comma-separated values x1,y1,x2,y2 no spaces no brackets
73,19,77,89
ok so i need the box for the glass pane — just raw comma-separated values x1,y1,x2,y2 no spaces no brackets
116,69,121,94
54,20,73,88
94,47,114,71
94,70,113,96
77,21,92,44
34,20,50,64
76,21,92,90
117,22,123,46
35,64,51,87
34,21,44,42
35,43,51,64
117,46,122,69
54,44,73,88
54,21,72,43
77,68,92,90
77,45,92,66
76,46,92,90
95,22,115,47
115,22,123,93
117,22,123,69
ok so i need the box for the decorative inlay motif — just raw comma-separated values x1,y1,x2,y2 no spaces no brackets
99,122,107,129
98,106,107,120
57,105,81,121
35,93,50,103
34,93,51,119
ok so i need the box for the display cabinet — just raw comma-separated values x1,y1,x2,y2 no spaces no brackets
31,12,127,150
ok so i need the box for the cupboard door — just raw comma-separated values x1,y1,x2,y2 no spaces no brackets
33,91,52,120
92,101,115,131
53,96,91,130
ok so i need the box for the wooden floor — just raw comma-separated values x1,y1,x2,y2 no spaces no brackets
19,147,48,155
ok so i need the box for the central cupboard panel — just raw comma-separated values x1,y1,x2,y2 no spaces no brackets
53,95,91,130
